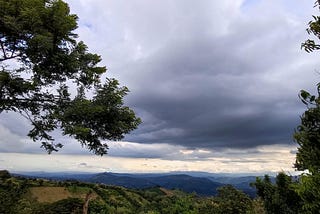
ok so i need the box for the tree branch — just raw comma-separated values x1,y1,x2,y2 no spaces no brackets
0,97,69,105
0,40,8,60
0,54,20,62
10,39,17,58
0,40,20,62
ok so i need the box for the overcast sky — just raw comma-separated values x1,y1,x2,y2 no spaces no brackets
0,0,319,174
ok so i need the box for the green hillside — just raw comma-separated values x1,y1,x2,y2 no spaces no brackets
0,170,263,214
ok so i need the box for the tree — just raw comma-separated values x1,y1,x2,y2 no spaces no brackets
294,85,320,212
293,1,320,212
301,0,320,53
251,173,302,214
214,185,253,214
0,175,29,214
294,88,320,173
0,0,141,155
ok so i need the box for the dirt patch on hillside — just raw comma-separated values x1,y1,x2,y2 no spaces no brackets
159,187,174,196
30,187,72,203
29,187,98,203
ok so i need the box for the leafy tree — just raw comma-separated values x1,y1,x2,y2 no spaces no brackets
214,185,253,214
293,1,320,212
301,0,320,53
88,200,111,214
0,0,141,155
294,85,320,212
161,194,198,214
0,175,28,214
294,86,320,173
251,173,302,214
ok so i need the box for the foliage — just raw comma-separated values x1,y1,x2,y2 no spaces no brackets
293,1,320,212
294,87,320,173
0,172,28,214
214,185,253,214
250,198,266,214
161,194,198,214
0,0,140,155
251,173,302,214
33,198,83,214
301,1,320,52
294,173,320,213
0,173,265,214
0,170,10,179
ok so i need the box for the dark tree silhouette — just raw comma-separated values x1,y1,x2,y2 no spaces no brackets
0,0,141,155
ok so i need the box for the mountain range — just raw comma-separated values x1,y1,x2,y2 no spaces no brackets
15,171,262,197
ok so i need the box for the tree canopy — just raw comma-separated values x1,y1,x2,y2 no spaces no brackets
294,88,320,173
251,173,302,214
294,0,320,172
293,1,320,212
0,0,141,155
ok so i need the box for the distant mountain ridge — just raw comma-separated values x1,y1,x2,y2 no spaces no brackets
15,171,260,197
0,171,263,213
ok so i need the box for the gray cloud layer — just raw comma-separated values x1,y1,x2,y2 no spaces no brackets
97,0,319,149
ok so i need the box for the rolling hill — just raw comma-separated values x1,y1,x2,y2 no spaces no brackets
16,171,258,197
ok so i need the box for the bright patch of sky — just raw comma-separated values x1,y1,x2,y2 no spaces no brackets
1,143,296,174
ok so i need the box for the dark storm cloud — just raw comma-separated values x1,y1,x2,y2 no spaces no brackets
117,0,319,150
126,92,299,149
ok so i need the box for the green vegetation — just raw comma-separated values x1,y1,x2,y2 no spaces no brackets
249,1,320,210
251,172,302,214
214,185,253,214
0,0,141,155
293,84,320,212
0,170,263,214
290,1,320,213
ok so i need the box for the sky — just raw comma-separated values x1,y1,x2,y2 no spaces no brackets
0,0,319,174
